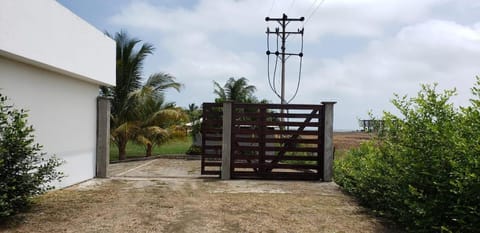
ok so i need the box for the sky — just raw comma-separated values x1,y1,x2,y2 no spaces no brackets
57,0,480,130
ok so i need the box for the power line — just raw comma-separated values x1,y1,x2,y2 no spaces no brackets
304,0,319,18
304,0,325,25
287,32,304,104
268,0,276,16
273,32,280,95
287,0,296,15
266,28,281,99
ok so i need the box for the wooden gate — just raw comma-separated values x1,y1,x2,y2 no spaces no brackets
200,103,223,176
201,102,332,180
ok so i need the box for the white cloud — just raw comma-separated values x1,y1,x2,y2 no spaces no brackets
298,0,444,40
161,32,259,78
109,0,267,35
298,19,480,127
110,0,445,38
108,0,480,129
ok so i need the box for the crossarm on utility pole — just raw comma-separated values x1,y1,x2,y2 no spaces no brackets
265,13,305,105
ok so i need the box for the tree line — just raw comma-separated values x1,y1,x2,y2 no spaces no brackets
103,31,264,160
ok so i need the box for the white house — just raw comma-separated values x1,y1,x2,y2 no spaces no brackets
0,0,115,188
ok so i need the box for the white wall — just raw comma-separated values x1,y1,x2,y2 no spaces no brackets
0,57,99,188
0,0,116,188
0,0,115,86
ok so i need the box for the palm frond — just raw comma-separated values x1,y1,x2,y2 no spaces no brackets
146,73,183,93
134,126,169,146
135,135,151,146
213,80,227,102
213,77,257,103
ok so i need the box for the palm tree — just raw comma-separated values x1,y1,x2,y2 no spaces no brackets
102,31,182,160
213,77,271,125
213,77,257,103
130,74,185,157
186,103,201,122
102,31,154,160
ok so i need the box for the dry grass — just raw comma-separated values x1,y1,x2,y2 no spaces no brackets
1,179,397,233
333,131,372,150
0,158,400,233
333,131,372,160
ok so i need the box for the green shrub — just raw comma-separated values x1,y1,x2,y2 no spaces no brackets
335,80,480,232
0,94,63,220
186,145,202,155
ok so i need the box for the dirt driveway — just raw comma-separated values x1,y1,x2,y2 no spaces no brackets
3,158,398,233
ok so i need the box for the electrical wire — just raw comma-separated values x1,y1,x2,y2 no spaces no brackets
272,32,280,95
268,0,276,16
287,29,304,103
267,26,281,98
266,30,274,93
267,56,281,99
287,0,296,15
304,0,325,25
304,0,318,19
287,57,303,103
272,55,281,98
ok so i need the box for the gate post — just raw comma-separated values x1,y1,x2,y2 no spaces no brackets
221,101,233,180
96,97,111,178
321,101,336,182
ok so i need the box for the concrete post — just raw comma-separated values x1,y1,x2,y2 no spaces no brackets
96,97,111,178
221,101,233,180
322,101,336,182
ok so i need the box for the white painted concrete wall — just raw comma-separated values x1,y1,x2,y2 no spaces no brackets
0,57,98,188
0,0,115,86
0,0,116,188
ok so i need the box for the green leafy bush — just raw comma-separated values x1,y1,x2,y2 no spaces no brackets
0,94,63,220
186,145,202,155
335,80,480,232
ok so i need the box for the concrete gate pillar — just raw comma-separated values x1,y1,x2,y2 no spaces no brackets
221,101,233,180
322,101,336,182
96,97,111,178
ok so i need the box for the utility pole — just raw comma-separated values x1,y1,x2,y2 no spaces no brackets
266,14,304,104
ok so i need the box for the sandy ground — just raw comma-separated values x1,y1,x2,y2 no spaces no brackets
2,155,399,233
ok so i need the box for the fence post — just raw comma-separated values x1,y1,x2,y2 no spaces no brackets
96,97,111,178
221,101,233,180
321,101,336,182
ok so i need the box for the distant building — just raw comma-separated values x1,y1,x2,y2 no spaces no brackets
0,0,115,188
359,119,384,132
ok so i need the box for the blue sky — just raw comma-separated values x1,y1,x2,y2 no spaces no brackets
57,0,480,130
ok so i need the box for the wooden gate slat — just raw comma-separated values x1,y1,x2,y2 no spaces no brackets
268,109,320,168
201,103,223,176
